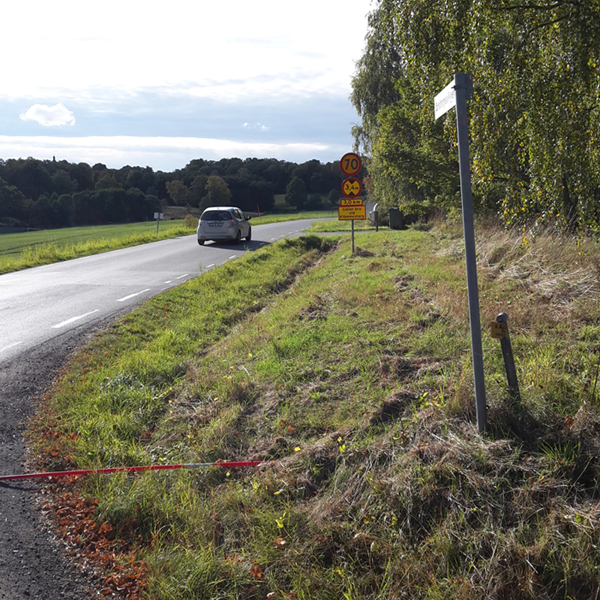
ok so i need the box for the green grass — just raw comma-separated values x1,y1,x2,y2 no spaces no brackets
0,221,195,274
0,221,192,256
253,209,336,225
0,211,337,274
309,219,385,232
28,222,600,599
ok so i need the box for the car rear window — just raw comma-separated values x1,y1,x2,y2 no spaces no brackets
202,210,232,221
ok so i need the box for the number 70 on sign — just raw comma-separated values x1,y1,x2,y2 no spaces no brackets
340,152,361,176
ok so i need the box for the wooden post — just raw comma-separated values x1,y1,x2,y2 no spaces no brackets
496,313,520,400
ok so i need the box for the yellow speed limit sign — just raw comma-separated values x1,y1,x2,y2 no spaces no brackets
340,153,362,176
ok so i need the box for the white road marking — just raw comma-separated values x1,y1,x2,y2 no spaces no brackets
52,310,100,329
176,274,189,279
164,280,173,284
229,255,236,260
206,264,215,269
0,342,24,354
116,288,151,302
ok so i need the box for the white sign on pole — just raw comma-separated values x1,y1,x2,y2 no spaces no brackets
434,80,456,119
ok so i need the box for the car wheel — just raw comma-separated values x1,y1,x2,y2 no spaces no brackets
235,230,242,244
198,239,205,245
246,226,252,242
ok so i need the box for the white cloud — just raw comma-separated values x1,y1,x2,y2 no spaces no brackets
0,135,345,171
242,122,270,132
20,103,76,127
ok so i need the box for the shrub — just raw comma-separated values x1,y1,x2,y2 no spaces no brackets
183,214,198,229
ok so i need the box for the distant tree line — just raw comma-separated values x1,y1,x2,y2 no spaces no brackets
0,156,347,229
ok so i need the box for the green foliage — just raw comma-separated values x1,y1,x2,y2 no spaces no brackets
0,177,29,225
285,176,309,209
165,180,191,206
353,0,600,232
204,175,232,207
0,157,347,230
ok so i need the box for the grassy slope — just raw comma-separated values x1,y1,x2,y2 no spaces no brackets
29,223,600,599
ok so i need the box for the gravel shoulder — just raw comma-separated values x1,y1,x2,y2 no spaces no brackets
0,315,128,600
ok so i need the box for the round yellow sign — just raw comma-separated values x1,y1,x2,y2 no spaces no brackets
340,153,362,176
342,177,363,198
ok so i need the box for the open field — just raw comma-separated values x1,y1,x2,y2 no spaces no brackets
0,221,194,274
0,221,188,256
0,211,336,274
28,221,600,599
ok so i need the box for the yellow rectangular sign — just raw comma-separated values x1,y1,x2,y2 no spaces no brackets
490,321,507,340
340,197,364,207
338,205,366,220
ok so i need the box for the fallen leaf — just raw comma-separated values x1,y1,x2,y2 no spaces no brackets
250,563,264,580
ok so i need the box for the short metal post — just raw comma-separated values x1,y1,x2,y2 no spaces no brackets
496,313,520,400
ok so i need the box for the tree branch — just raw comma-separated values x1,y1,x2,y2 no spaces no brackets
496,0,580,10
522,14,570,40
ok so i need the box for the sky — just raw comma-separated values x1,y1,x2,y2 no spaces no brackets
0,0,373,172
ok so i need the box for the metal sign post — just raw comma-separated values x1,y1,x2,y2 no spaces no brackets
435,73,487,433
339,153,364,255
154,212,164,233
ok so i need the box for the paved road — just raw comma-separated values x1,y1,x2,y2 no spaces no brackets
0,219,322,366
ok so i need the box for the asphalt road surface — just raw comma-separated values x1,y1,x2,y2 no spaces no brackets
0,218,326,599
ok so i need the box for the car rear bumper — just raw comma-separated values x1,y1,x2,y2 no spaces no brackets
197,230,237,241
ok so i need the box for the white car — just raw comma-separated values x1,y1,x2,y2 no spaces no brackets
197,206,252,245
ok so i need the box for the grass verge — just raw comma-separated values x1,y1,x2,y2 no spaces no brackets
28,223,600,599
0,221,194,274
0,211,336,274
308,218,385,233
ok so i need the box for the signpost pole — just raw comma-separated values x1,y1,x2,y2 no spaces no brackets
154,212,164,234
351,220,355,254
454,73,487,434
